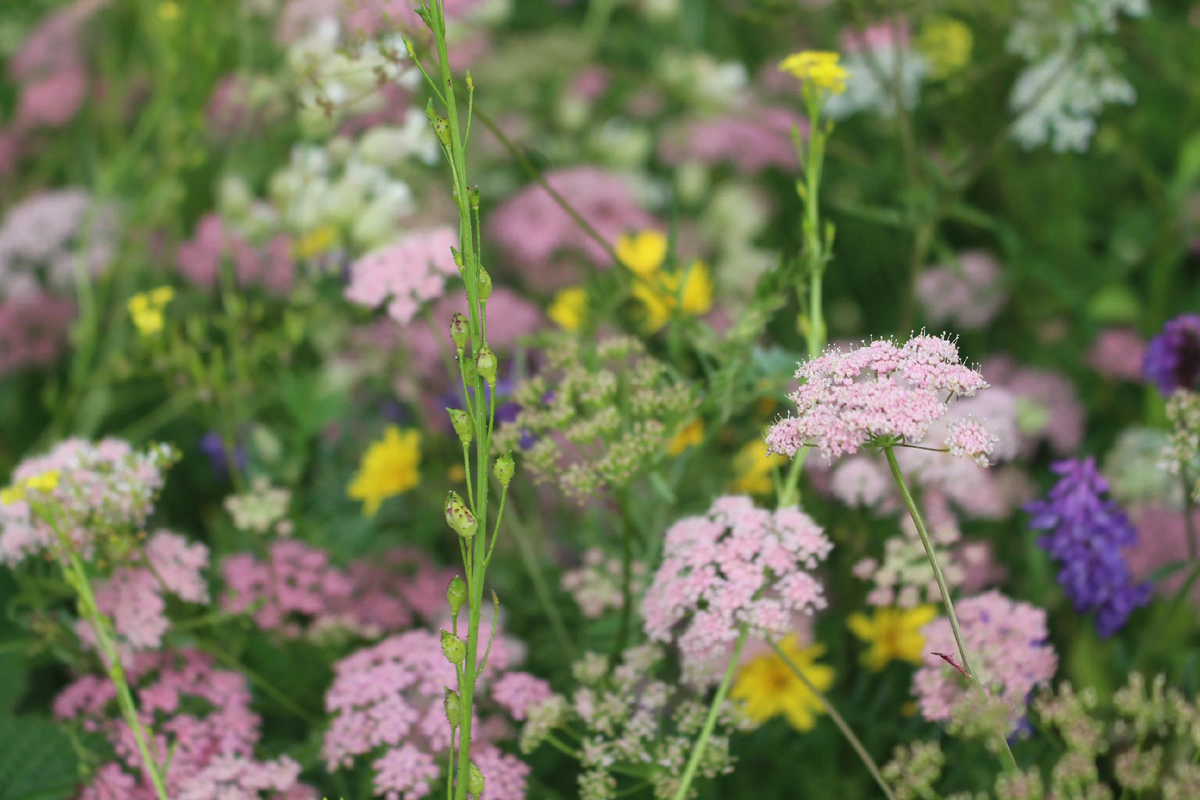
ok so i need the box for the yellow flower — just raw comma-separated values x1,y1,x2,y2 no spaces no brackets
158,1,180,21
918,17,973,80
668,419,705,456
730,439,787,495
778,51,849,95
847,605,937,671
294,225,339,260
448,464,466,483
0,485,25,505
630,260,713,334
731,637,835,731
548,287,588,331
347,427,422,517
615,230,668,277
26,470,61,493
128,287,175,336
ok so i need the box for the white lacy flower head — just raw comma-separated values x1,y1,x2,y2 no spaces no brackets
825,28,928,121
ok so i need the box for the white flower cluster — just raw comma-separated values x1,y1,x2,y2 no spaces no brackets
1006,0,1149,152
825,37,927,121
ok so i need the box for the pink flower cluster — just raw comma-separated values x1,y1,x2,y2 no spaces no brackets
1126,506,1200,607
657,108,804,174
0,438,175,565
344,227,460,324
0,290,76,375
916,251,1008,331
176,213,295,294
0,189,116,290
981,356,1084,457
492,672,555,721
55,648,317,800
323,626,528,800
221,542,454,638
641,495,832,687
1088,327,1147,382
1,0,111,169
76,530,210,657
765,335,991,463
561,547,648,619
487,167,657,290
913,591,1057,731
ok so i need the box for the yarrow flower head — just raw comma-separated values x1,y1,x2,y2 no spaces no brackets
765,335,991,463
778,51,849,94
1143,314,1200,396
344,227,460,324
322,626,528,800
641,495,833,687
913,591,1058,734
1025,457,1151,637
54,648,315,800
0,438,177,565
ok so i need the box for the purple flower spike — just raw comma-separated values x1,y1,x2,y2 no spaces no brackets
1025,457,1151,637
1143,313,1200,395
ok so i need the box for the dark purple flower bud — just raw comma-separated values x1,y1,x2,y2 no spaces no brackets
199,431,247,480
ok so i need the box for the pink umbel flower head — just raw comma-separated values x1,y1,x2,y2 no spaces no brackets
0,289,77,375
344,227,460,324
641,495,832,687
175,213,295,295
657,108,805,174
0,438,176,565
765,334,990,463
322,626,528,800
55,648,316,800
982,356,1084,457
916,251,1007,331
492,672,555,721
912,591,1057,732
76,530,210,658
1087,327,1147,382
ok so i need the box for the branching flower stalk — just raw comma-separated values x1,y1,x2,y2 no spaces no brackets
28,496,170,800
673,58,843,798
408,3,512,798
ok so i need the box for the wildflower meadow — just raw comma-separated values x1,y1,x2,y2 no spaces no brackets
2,0,1200,798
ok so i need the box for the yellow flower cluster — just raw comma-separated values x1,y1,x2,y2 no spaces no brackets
1,469,61,506
731,636,835,731
616,230,713,334
847,605,937,671
294,225,339,261
730,438,787,496
778,51,849,95
347,426,422,517
918,17,973,80
667,419,705,456
128,286,175,336
548,286,589,331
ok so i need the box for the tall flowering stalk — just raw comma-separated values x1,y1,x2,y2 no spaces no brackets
405,4,512,799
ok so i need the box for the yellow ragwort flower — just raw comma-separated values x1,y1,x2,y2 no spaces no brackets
0,485,25,506
778,51,849,95
128,287,175,337
631,260,714,334
294,225,340,261
918,17,973,80
26,470,61,493
347,426,422,517
548,286,588,331
847,605,937,671
615,230,668,277
668,419,705,456
730,438,787,496
731,637,835,731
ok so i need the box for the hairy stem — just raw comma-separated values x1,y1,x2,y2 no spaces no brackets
671,627,749,800
766,637,897,800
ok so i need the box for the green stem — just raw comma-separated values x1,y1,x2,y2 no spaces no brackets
671,627,749,800
505,503,573,654
613,490,636,660
882,445,1019,773
1184,465,1197,563
766,637,897,800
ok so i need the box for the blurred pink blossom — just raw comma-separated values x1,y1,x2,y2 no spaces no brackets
0,291,76,375
916,251,1007,331
982,356,1084,457
1126,506,1200,606
1087,327,1147,382
570,65,610,101
176,214,295,294
16,66,88,128
657,108,804,173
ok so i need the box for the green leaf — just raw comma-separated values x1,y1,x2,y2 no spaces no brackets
0,714,80,800
1146,559,1190,585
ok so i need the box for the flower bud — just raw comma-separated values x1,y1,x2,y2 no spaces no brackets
477,267,493,300
469,186,481,210
493,452,515,487
467,762,485,796
444,687,462,728
475,345,497,386
447,576,468,616
426,103,453,150
444,491,478,538
450,313,469,351
441,629,466,665
447,408,474,444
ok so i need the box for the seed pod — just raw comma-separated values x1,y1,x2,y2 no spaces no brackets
444,491,478,538
477,267,493,300
444,687,461,729
441,629,466,665
447,576,467,616
493,452,515,487
475,345,497,386
447,409,474,444
467,762,485,796
450,313,469,351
